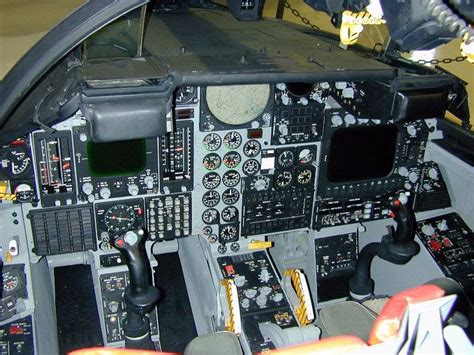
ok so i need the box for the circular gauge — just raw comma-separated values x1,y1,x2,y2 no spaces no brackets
202,208,219,224
277,150,295,168
104,204,136,233
223,151,241,169
219,224,239,242
297,169,313,185
251,175,270,191
202,172,221,189
223,170,241,187
287,82,314,96
242,159,260,176
203,133,222,151
206,84,270,125
223,131,242,149
3,271,19,293
1,148,31,178
203,153,221,171
243,140,261,157
222,188,240,205
14,183,35,203
202,190,220,207
275,170,293,188
175,86,196,104
222,206,239,222
298,147,315,164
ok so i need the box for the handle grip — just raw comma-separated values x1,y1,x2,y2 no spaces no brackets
113,229,149,295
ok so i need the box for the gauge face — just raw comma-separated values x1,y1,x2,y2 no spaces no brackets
298,147,315,164
277,150,295,168
176,86,196,104
219,224,239,242
275,170,293,188
251,175,270,191
206,84,270,125
202,172,221,189
3,271,19,293
223,151,241,169
242,159,260,176
222,206,239,222
222,188,240,205
243,140,261,157
297,169,313,185
104,204,136,233
202,208,219,224
2,148,31,178
202,190,220,207
14,183,35,202
223,170,241,187
203,133,222,151
223,131,242,149
203,153,221,171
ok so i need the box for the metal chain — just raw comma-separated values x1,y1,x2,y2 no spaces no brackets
284,1,320,31
284,1,468,65
415,56,466,65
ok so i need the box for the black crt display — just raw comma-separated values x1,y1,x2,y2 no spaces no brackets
327,125,398,183
87,139,146,177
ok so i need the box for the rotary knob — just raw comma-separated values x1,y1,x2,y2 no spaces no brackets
128,184,139,196
99,187,111,199
406,125,417,137
344,114,356,125
144,176,154,189
108,301,119,313
82,182,94,195
256,294,267,307
331,115,343,127
244,289,257,299
428,168,439,180
241,298,250,309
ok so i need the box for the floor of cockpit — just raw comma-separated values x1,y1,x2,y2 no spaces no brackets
55,253,197,354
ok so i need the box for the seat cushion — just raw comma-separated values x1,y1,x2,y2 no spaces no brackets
184,331,242,355
318,301,378,342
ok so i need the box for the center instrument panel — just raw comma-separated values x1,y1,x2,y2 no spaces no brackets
0,82,447,257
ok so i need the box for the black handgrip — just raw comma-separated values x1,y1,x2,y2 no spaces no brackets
390,199,416,244
113,229,149,295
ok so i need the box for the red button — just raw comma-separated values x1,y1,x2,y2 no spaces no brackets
116,239,124,247
9,326,23,335
225,265,235,276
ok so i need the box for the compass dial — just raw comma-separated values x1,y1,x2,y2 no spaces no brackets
203,153,221,171
223,131,242,149
202,190,220,207
222,170,241,187
243,140,261,157
104,204,136,233
203,133,222,151
222,206,239,222
202,208,219,224
202,172,221,189
275,170,293,188
222,188,240,205
242,159,260,176
223,151,241,169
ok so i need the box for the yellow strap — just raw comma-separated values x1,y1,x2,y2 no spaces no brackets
248,240,273,250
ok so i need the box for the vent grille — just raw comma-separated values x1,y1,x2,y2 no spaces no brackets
30,206,96,256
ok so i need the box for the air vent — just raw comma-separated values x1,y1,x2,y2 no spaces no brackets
30,206,96,256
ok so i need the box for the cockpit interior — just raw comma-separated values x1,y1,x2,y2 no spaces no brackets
0,0,473,354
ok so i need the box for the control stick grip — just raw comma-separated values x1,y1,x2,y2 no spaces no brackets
390,199,416,244
113,229,149,295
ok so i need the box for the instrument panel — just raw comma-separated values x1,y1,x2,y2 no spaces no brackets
0,82,444,256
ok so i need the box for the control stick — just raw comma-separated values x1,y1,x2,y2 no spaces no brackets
349,192,420,300
113,228,159,350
